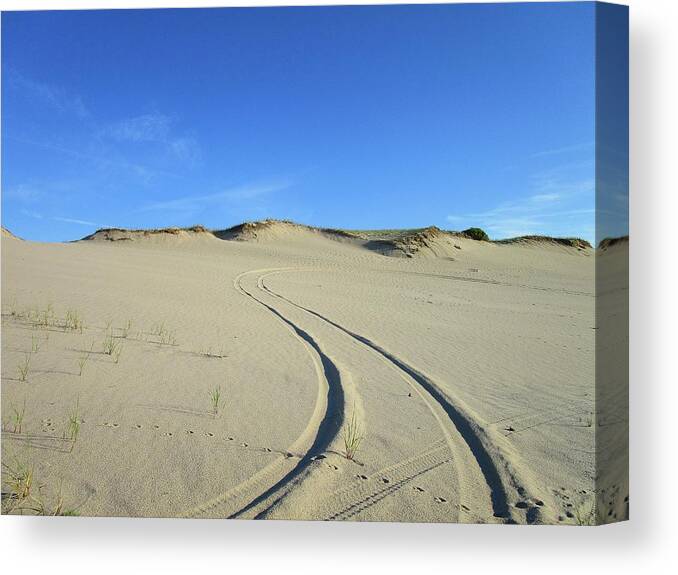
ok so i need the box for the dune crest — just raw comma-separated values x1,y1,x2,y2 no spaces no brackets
598,235,629,251
495,235,592,252
1,226,21,240
79,225,215,243
76,219,593,260
214,219,354,243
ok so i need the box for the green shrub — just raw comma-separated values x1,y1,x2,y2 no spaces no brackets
462,227,490,241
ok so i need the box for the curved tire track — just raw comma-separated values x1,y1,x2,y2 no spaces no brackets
259,269,531,522
180,269,344,519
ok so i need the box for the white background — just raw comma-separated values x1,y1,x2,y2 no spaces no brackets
0,0,675,573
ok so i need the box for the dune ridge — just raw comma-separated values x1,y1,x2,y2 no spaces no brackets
79,225,212,243
1,226,21,240
72,219,593,259
495,235,592,250
598,235,629,251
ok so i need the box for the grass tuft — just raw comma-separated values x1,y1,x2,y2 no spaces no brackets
65,398,81,445
113,343,124,364
77,343,94,376
150,321,177,346
209,386,222,415
1,458,34,513
38,303,55,328
6,296,19,318
17,352,32,382
121,319,132,338
31,334,43,354
573,495,603,526
8,399,27,433
1,457,80,516
342,407,364,461
160,330,177,346
50,487,80,517
152,321,166,337
103,329,121,356
64,309,84,332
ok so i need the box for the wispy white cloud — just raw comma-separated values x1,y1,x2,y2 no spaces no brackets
100,113,202,167
7,69,90,119
20,208,43,220
6,136,179,182
446,175,595,240
6,69,203,233
531,141,594,158
4,184,42,203
51,216,98,226
138,179,293,213
530,193,560,202
169,137,201,166
19,206,99,227
101,114,172,143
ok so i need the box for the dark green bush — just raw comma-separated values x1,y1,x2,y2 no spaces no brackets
462,227,490,241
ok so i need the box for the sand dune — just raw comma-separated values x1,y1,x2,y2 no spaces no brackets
80,225,217,244
1,221,625,523
1,227,21,240
79,219,592,261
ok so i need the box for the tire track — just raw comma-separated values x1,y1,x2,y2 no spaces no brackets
180,269,344,518
368,268,594,297
317,440,454,521
259,270,525,522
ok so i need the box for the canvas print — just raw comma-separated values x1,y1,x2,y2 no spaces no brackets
0,2,628,524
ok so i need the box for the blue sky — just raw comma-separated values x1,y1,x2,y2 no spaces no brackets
2,3,601,243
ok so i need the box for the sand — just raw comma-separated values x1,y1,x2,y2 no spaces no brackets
0,222,626,523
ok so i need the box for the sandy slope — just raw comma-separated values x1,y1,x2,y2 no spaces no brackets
1,224,624,524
